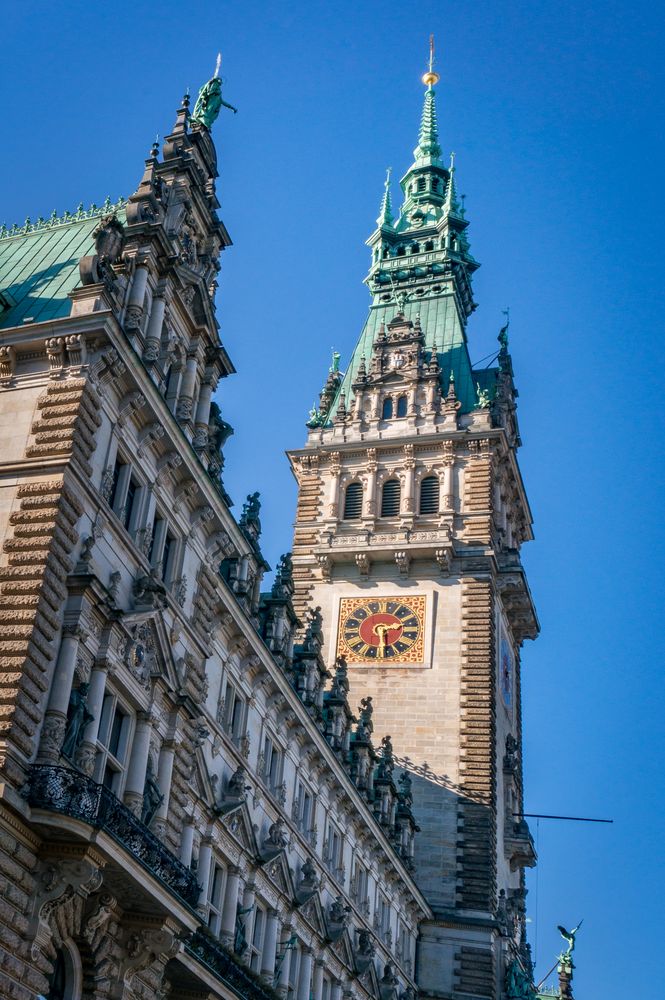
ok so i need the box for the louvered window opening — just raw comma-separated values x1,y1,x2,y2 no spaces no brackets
381,480,401,518
343,483,363,520
419,475,440,514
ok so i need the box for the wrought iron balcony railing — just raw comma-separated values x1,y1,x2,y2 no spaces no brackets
186,929,282,1000
28,764,199,908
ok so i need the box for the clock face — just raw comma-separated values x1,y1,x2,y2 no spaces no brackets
337,597,426,664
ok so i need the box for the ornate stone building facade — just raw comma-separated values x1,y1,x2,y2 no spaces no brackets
286,58,567,1000
0,79,429,1000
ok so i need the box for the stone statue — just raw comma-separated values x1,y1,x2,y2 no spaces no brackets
141,758,164,826
329,895,350,927
234,904,253,954
300,858,319,892
61,683,94,759
191,75,238,130
227,764,249,800
505,958,536,1000
558,921,582,957
379,963,399,1000
355,929,375,973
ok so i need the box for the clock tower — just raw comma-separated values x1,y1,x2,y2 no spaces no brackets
287,54,540,1000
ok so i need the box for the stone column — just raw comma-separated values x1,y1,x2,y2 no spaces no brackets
442,460,454,511
331,980,343,1000
193,374,215,450
143,292,166,363
240,880,256,964
123,711,152,816
220,866,242,945
74,661,109,775
197,837,213,908
275,928,293,998
365,449,377,518
180,819,195,867
403,453,415,514
261,909,280,983
312,958,324,1000
152,740,176,837
40,625,85,762
125,262,150,332
176,350,199,423
297,947,313,1000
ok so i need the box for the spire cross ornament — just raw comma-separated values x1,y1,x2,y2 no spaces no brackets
422,34,441,87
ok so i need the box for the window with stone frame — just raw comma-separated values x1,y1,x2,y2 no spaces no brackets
382,397,394,420
148,512,178,585
248,904,266,973
381,479,401,517
419,474,440,514
343,481,363,520
375,891,392,945
261,731,284,797
220,680,247,745
397,919,414,974
324,819,344,881
396,395,408,418
293,779,314,838
206,860,227,935
351,856,370,914
94,693,133,795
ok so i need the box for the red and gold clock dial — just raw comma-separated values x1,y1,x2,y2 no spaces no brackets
337,597,426,663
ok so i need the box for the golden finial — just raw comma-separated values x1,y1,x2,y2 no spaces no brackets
422,34,441,87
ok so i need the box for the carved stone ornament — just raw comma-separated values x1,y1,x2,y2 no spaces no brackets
0,344,17,383
29,855,105,963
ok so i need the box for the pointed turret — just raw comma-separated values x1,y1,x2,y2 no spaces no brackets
413,83,442,164
376,168,394,228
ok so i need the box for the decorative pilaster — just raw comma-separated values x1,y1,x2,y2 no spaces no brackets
261,909,280,983
123,711,152,815
39,624,86,762
220,865,242,945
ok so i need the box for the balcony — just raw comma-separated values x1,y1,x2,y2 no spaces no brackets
27,764,199,908
185,928,281,1000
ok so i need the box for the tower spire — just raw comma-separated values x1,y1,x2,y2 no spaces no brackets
415,35,442,163
444,151,460,214
376,168,394,227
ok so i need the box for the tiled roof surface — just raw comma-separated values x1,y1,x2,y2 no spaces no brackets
0,204,125,330
332,295,491,416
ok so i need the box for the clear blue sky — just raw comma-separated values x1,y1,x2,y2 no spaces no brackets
3,2,664,995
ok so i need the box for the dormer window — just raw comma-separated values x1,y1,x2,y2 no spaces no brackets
343,482,363,520
382,398,393,420
381,480,401,518
396,396,408,418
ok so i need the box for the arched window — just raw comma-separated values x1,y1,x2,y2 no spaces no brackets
424,240,434,252
45,942,82,1000
382,397,393,420
411,243,420,255
381,479,401,518
343,482,363,520
396,396,408,418
417,177,426,192
419,475,440,514
397,246,405,257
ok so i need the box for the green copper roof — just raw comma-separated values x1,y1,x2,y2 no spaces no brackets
414,86,442,163
0,201,125,330
333,294,481,414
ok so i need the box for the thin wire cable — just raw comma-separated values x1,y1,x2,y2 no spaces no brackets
534,818,540,969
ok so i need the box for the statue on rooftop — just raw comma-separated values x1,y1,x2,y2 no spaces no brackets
191,55,238,129
558,921,583,958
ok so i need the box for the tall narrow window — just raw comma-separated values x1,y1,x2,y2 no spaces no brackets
419,475,440,514
249,905,266,972
95,695,132,795
382,397,393,420
343,483,362,520
381,479,401,518
396,395,408,418
207,862,226,935
417,176,426,192
123,478,137,530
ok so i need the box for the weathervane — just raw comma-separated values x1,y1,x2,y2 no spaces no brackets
422,34,440,87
